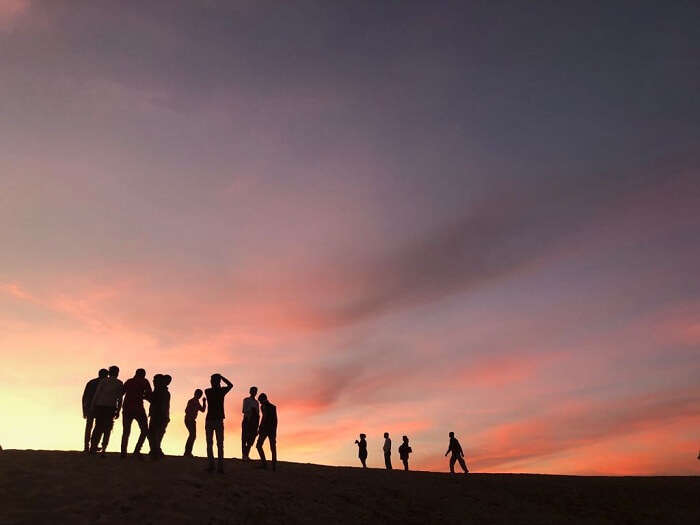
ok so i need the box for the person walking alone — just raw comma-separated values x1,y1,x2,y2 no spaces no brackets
445,431,469,474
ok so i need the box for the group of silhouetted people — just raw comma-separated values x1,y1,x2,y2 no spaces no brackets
83,366,467,475
354,431,469,473
82,367,278,473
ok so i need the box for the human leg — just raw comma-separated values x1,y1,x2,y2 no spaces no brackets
148,419,163,458
205,420,215,470
121,412,134,456
84,416,94,452
256,431,268,468
384,452,392,470
89,412,105,453
215,421,224,472
134,411,149,454
241,419,248,460
269,433,277,471
101,412,115,454
449,455,457,473
157,420,169,456
457,456,469,473
184,418,196,456
402,458,408,471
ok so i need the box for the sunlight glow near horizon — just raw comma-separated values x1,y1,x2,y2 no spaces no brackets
0,1,699,475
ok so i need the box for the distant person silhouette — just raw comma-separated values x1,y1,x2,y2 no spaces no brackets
383,432,392,470
204,373,233,473
256,393,277,471
120,368,152,459
445,431,469,474
89,365,123,456
399,435,412,471
241,386,259,460
354,433,368,468
82,368,108,453
148,374,171,459
184,388,206,457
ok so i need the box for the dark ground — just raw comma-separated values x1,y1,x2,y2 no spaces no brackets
0,450,698,524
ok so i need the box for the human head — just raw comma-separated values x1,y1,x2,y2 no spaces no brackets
153,374,163,387
449,431,455,438
258,393,268,404
249,386,258,397
403,435,408,442
194,389,203,399
98,368,108,378
360,433,366,439
108,365,119,378
135,368,146,378
210,373,221,388
384,432,389,439
163,374,172,386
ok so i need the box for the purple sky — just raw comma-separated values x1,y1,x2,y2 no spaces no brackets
1,1,699,473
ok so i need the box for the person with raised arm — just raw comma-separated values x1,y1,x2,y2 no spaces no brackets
204,373,233,473
354,433,368,468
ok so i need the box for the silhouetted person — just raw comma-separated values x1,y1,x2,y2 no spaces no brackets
354,433,367,468
205,373,233,473
256,393,277,471
184,388,206,457
148,374,171,459
241,386,259,460
82,368,108,452
383,432,392,470
89,365,123,455
120,368,152,459
399,435,412,471
445,431,469,474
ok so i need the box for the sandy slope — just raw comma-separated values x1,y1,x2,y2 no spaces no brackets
0,450,698,524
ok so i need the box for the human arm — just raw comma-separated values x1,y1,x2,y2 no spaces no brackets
114,386,123,419
200,397,206,412
219,375,233,393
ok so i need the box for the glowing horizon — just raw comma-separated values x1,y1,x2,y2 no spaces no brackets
0,1,699,475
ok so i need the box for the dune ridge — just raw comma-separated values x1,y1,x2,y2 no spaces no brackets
0,450,698,524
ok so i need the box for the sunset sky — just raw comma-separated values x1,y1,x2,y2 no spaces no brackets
1,1,699,474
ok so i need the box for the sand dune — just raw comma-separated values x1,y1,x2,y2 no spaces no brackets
0,450,698,524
